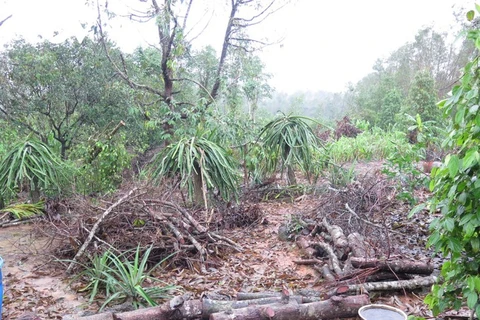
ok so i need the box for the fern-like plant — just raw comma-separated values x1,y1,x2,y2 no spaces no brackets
0,138,65,204
150,133,239,206
258,114,322,185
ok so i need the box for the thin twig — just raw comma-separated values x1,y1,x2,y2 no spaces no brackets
66,188,137,273
345,203,403,236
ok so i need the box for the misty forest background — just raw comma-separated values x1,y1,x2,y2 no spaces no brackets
0,2,474,200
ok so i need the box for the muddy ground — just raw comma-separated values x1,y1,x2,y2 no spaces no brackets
0,161,471,319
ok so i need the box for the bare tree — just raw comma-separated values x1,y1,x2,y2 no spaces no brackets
96,0,285,117
0,14,12,27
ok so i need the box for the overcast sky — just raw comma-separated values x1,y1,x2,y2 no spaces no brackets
0,0,474,93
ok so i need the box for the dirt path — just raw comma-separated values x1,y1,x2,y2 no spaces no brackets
1,224,85,319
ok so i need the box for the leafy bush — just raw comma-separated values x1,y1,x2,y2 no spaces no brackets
150,132,240,205
73,137,132,195
0,138,67,204
258,114,322,185
326,127,412,163
423,13,480,316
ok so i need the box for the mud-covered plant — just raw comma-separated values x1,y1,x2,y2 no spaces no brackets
150,132,239,206
258,114,322,185
0,138,65,204
423,11,480,316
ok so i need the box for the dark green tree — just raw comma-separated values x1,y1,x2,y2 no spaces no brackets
0,38,131,159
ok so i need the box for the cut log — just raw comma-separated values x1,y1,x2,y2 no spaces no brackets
322,218,348,249
202,296,323,315
235,292,321,303
209,294,370,320
328,275,438,296
316,240,343,276
350,257,434,274
347,232,369,258
313,263,335,282
365,271,412,282
236,292,281,300
75,298,202,320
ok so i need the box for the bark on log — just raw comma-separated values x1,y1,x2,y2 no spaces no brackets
209,294,370,320
365,271,412,282
76,299,202,320
313,263,335,282
347,232,369,258
350,257,434,274
236,292,280,300
322,218,348,249
328,275,438,296
235,293,321,303
316,240,343,276
203,296,322,314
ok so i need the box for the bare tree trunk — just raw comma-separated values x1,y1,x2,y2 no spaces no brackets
192,163,205,207
287,165,297,185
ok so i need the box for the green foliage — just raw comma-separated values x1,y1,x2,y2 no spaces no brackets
68,132,132,195
0,120,20,159
150,132,240,204
71,250,112,304
258,114,322,185
0,38,132,159
0,201,44,220
69,246,179,310
0,138,67,203
324,164,356,189
406,70,440,122
383,145,426,205
81,140,132,194
423,16,480,316
383,115,444,204
326,128,412,163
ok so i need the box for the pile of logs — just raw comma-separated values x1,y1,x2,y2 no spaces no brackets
71,293,370,320
293,215,437,296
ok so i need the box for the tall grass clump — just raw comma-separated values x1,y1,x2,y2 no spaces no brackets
326,127,413,163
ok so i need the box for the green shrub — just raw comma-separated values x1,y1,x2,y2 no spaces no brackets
69,245,180,311
0,137,68,204
326,128,412,163
72,137,132,195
